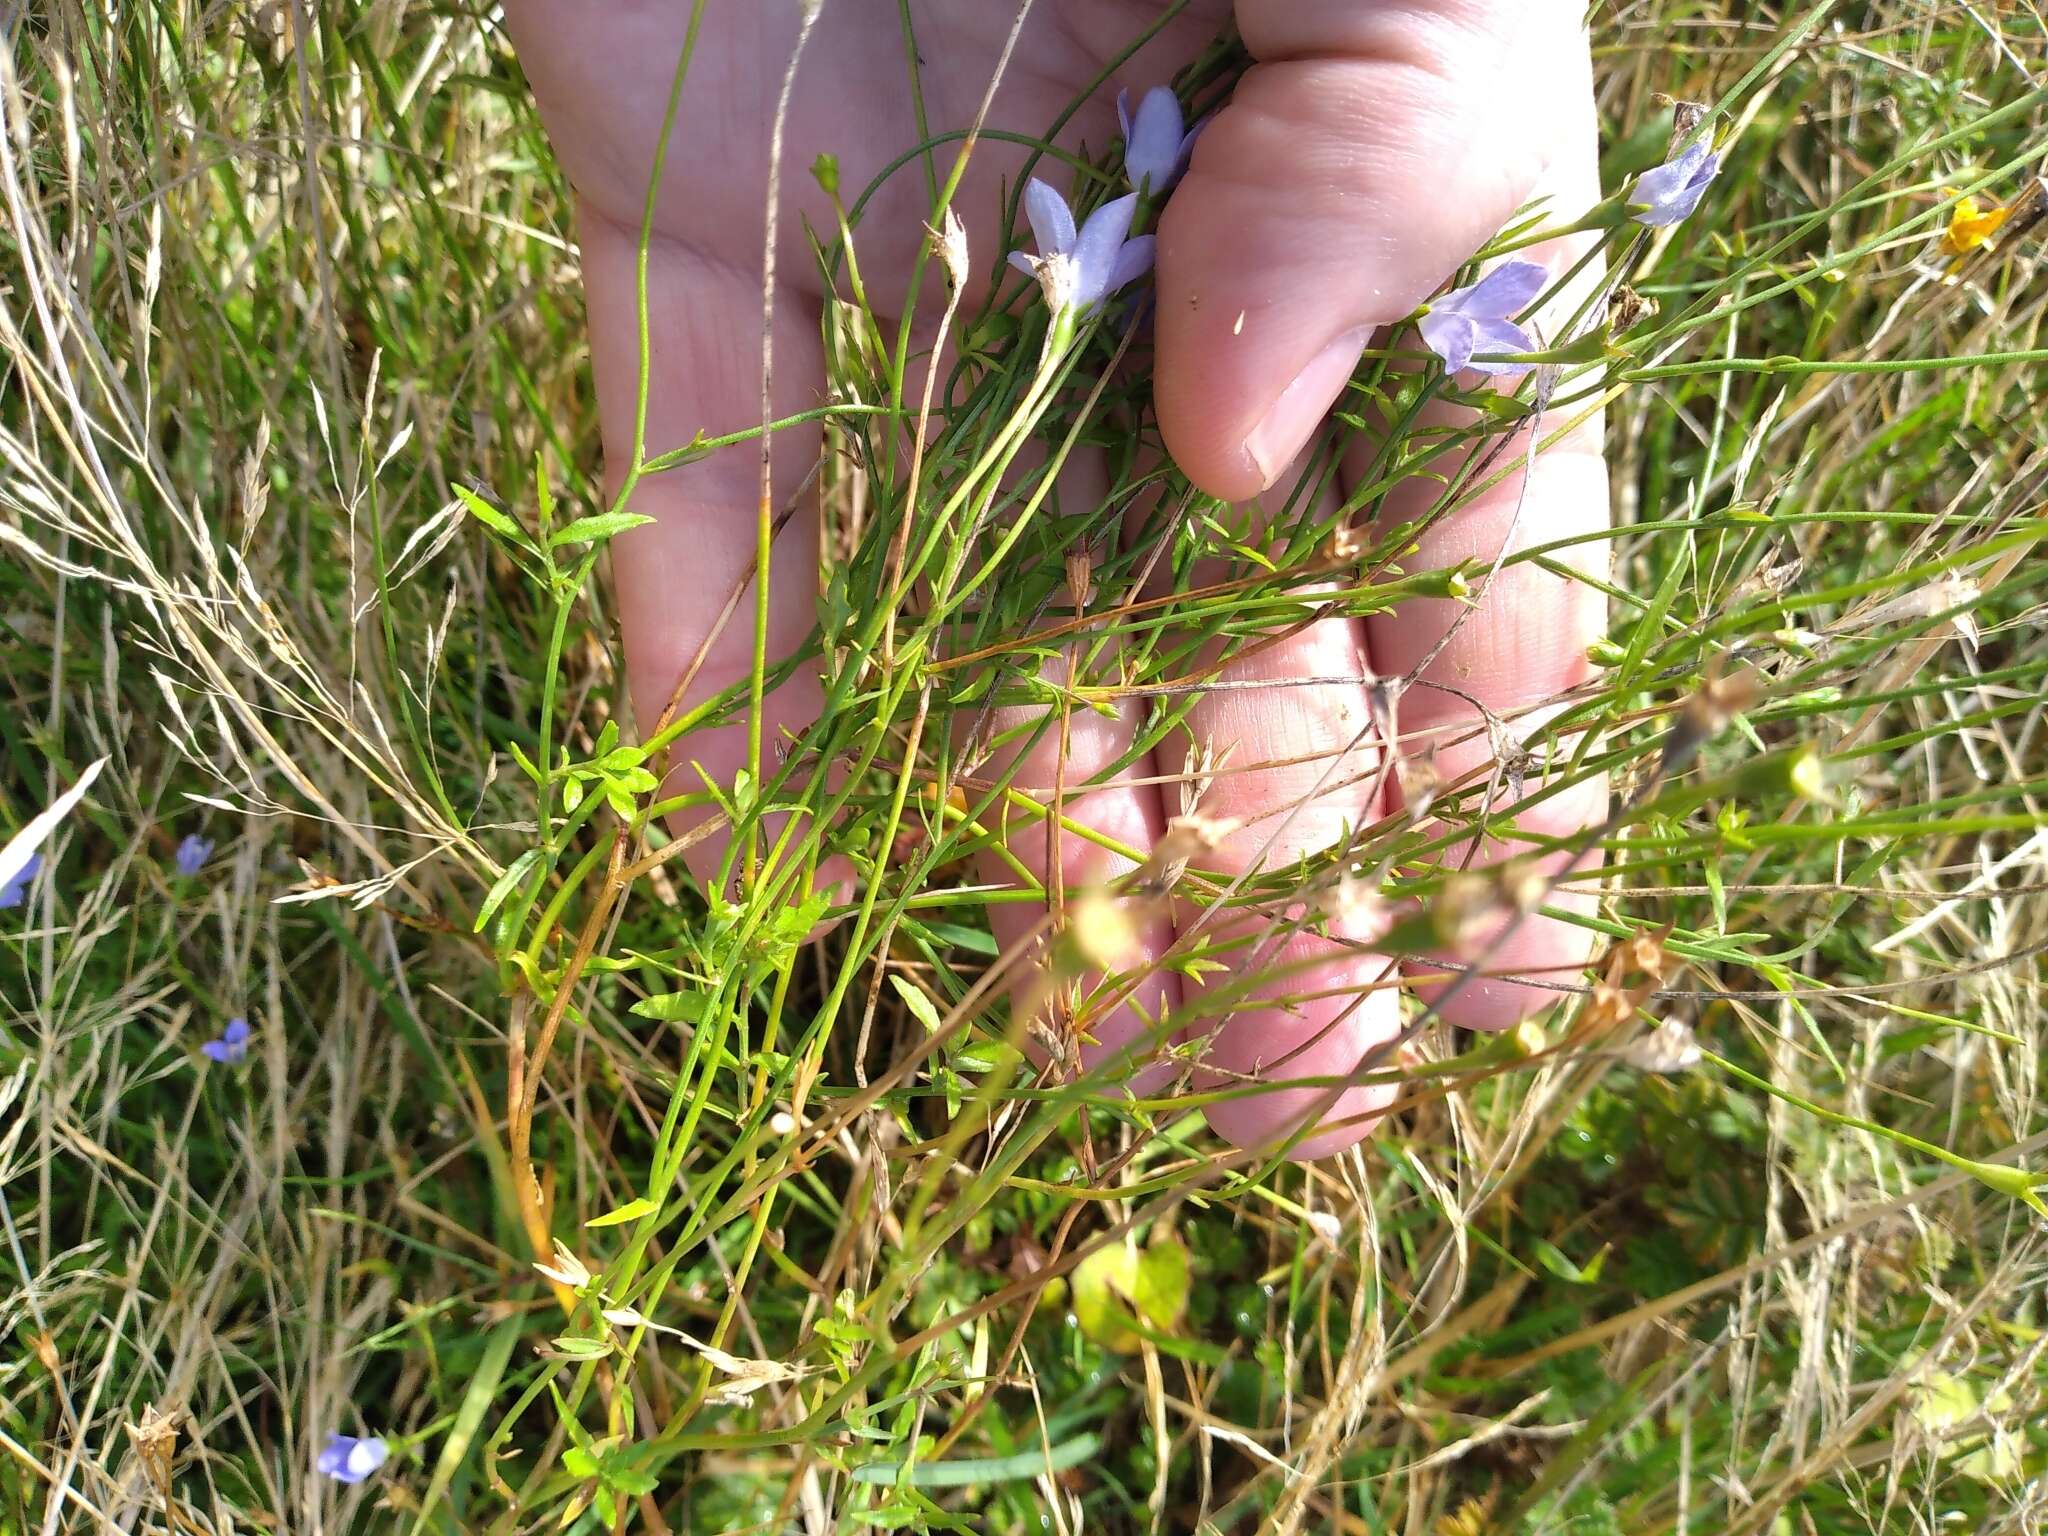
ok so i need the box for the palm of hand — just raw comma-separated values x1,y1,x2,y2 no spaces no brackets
505,0,1608,1157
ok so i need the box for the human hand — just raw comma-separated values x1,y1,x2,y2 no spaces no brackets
503,0,1609,1158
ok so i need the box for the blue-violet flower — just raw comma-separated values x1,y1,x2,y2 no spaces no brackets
1631,141,1719,228
202,1017,252,1065
175,834,214,877
1007,179,1154,313
1118,86,1198,196
1419,260,1548,376
0,852,39,910
317,1433,388,1485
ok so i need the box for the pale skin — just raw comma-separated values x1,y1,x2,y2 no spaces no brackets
503,0,1611,1157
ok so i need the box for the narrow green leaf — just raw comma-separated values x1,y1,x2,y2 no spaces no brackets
507,739,544,785
406,1318,521,1536
548,512,655,548
455,484,526,543
629,992,704,1024
474,849,541,934
888,974,944,1034
849,1432,1102,1488
585,1196,659,1228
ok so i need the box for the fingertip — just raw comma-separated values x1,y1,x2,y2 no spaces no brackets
1189,927,1405,1160
1408,873,1600,1033
1151,18,1590,504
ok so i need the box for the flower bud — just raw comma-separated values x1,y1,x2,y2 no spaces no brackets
1064,547,1094,612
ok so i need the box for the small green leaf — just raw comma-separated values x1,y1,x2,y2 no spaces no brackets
888,974,944,1034
954,1044,1002,1074
1531,1237,1609,1285
586,1196,660,1228
474,849,541,935
549,511,655,548
850,1506,918,1527
913,921,998,957
507,739,544,785
608,1465,658,1497
630,992,705,1024
551,1334,614,1360
455,485,526,543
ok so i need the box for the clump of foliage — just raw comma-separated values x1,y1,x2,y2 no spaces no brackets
3,4,2046,1533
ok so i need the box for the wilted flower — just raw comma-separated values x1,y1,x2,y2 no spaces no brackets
1619,1017,1704,1074
1064,547,1094,612
201,1017,252,1065
1007,179,1154,314
931,205,969,291
317,1433,388,1485
1153,812,1238,868
1117,86,1198,196
533,1240,592,1291
124,1404,180,1488
1419,260,1547,376
174,834,214,877
0,852,40,910
1940,194,2009,257
1631,140,1719,227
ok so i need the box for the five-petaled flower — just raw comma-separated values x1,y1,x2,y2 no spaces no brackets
0,852,39,911
174,834,213,878
317,1433,388,1485
1632,141,1719,228
1007,179,1154,314
1419,260,1547,376
1118,86,1198,196
201,1017,252,1065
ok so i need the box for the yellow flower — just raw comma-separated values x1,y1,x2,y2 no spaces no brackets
1940,194,2010,257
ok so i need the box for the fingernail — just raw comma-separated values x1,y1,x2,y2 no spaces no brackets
1244,327,1369,488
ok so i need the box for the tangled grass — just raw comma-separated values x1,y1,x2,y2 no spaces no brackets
4,2,2048,1531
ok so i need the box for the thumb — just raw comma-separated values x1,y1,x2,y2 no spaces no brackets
1154,0,1592,500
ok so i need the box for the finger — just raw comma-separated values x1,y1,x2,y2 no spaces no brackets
967,445,1179,1092
1169,454,1402,1158
1371,447,1609,1030
1155,0,1589,501
1360,24,1609,1031
975,649,1179,1093
577,208,845,902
